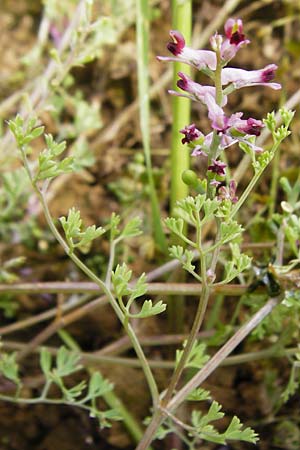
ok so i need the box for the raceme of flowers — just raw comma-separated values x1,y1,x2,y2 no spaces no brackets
157,18,281,192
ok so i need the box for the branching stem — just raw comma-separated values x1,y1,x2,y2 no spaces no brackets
20,150,159,407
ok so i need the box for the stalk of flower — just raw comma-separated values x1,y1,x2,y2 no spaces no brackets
152,17,282,430
129,20,286,450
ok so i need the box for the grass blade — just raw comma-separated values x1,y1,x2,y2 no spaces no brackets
136,0,167,252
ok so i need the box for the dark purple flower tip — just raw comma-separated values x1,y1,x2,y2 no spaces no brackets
208,159,227,176
261,64,278,82
176,71,189,91
180,124,202,144
244,118,264,136
224,18,248,48
167,30,185,56
230,30,246,45
236,117,264,136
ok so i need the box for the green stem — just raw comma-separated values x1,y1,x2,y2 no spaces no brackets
161,42,224,399
43,196,158,404
170,0,192,211
105,239,117,287
161,222,210,407
214,48,223,107
40,380,52,400
162,284,211,408
207,48,223,198
231,142,281,219
20,152,159,407
268,145,280,219
168,0,192,333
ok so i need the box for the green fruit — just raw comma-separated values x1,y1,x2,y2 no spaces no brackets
182,169,198,187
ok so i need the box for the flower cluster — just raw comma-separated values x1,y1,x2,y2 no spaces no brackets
158,18,281,196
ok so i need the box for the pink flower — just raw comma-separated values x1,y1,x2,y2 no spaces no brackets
221,64,281,90
224,18,245,43
157,30,217,70
205,94,241,131
191,133,212,156
234,117,264,136
166,30,185,55
203,94,264,152
220,18,250,61
205,94,263,135
171,72,227,106
210,179,222,187
180,124,202,144
218,180,238,203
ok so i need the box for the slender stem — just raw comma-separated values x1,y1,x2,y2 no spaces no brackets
42,193,159,404
167,296,281,412
20,151,159,406
135,409,164,450
268,146,280,219
162,284,211,407
230,167,265,219
231,142,280,219
161,220,210,406
209,218,222,274
40,380,52,400
105,239,117,287
0,392,107,420
207,48,223,197
214,48,223,107
137,296,281,449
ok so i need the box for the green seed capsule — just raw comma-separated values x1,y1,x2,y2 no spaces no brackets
182,169,198,187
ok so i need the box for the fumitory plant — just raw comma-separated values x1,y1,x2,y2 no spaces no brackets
2,16,297,450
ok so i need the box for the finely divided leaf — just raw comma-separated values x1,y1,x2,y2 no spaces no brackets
129,299,166,318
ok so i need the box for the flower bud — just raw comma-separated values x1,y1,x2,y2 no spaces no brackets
210,33,223,52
